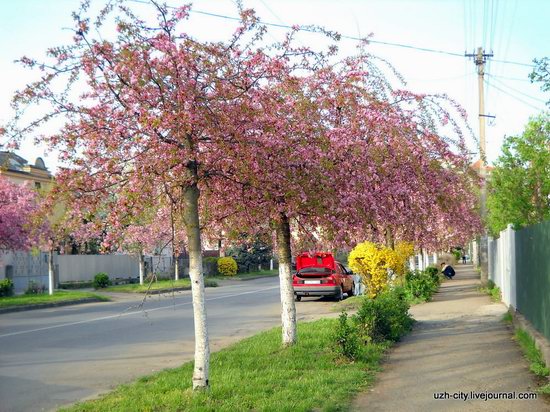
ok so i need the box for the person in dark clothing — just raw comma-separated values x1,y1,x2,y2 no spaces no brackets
440,262,455,279
462,253,467,264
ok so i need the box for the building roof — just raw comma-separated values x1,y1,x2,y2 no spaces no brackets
0,151,53,183
470,158,494,173
0,151,49,171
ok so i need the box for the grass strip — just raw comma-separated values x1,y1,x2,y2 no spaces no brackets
62,318,387,411
214,269,279,280
0,290,109,308
515,329,550,378
103,279,218,293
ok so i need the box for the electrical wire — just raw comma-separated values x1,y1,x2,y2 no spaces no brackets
487,73,531,82
485,78,545,111
126,0,536,67
487,75,546,103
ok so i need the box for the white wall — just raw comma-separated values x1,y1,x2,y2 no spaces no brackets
57,254,139,282
488,224,516,308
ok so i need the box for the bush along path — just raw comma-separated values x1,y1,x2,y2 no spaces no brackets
352,264,550,411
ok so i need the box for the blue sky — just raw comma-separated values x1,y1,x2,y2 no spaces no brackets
1,0,549,171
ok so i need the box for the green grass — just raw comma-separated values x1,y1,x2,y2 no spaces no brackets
539,383,550,395
214,269,279,280
479,284,502,302
515,329,550,378
502,311,513,324
332,295,366,312
0,290,109,308
62,318,388,412
102,278,218,293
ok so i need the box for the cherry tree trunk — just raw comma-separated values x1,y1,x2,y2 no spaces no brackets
183,183,210,389
139,252,145,285
48,249,55,296
174,255,179,281
274,213,297,346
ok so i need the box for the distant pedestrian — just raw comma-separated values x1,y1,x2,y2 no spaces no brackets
440,262,455,280
462,253,467,264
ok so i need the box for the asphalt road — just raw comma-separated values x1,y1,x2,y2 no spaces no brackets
0,277,336,412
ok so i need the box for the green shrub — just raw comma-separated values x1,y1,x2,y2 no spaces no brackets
404,269,439,302
354,287,414,343
93,272,111,289
218,257,238,277
203,257,219,276
333,311,361,361
0,278,14,297
424,266,440,282
59,281,94,289
451,248,462,262
25,280,46,295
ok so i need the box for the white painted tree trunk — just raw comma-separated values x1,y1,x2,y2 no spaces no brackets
183,183,210,389
270,258,274,271
139,252,145,285
174,256,179,281
409,256,415,272
274,213,297,346
48,249,55,295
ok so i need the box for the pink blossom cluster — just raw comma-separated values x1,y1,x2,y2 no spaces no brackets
5,0,481,254
0,177,43,250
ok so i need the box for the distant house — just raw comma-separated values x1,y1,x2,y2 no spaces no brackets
0,151,54,191
470,158,494,175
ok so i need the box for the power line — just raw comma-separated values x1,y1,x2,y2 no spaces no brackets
485,78,545,111
486,74,546,103
127,0,537,68
490,58,535,68
487,73,531,82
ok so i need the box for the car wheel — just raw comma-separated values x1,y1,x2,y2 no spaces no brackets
295,295,302,302
335,286,343,301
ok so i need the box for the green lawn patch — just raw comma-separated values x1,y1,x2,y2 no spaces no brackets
62,318,387,412
0,290,109,308
103,278,218,293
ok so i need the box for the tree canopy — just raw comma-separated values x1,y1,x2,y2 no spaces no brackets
487,113,550,235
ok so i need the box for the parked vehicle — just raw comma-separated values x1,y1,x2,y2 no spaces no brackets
292,251,354,301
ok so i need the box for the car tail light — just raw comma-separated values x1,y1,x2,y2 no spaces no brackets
321,275,336,285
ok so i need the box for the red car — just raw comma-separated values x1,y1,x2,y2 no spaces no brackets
293,252,355,301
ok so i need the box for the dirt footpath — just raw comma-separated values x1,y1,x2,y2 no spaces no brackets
352,264,549,412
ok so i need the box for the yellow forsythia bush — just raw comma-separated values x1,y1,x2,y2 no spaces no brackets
217,257,238,277
348,241,414,297
393,241,414,277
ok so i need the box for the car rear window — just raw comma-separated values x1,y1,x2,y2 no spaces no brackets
298,267,332,275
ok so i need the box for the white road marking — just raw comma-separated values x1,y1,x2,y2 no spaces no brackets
0,285,279,338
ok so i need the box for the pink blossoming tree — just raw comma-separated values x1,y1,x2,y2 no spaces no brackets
0,176,40,251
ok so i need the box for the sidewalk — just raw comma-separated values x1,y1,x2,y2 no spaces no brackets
352,264,549,411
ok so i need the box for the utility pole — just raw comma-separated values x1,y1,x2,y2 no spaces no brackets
465,47,493,285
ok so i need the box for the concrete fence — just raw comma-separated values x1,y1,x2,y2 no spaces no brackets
0,252,220,293
57,254,140,282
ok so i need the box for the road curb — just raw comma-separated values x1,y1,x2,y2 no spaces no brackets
0,297,107,314
222,275,278,282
